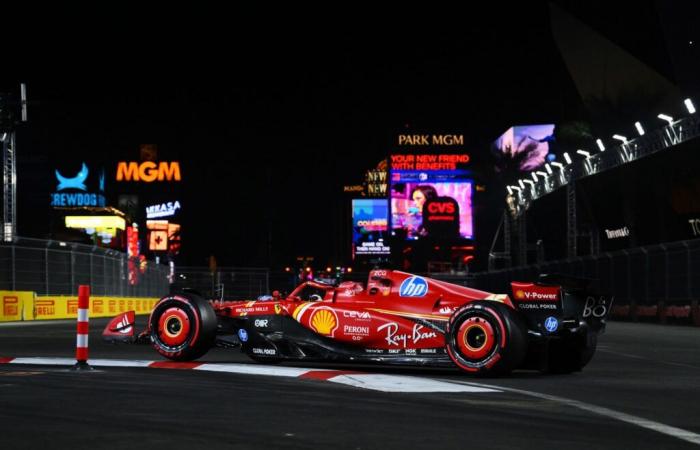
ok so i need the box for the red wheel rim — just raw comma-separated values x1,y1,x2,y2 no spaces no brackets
158,307,191,347
456,316,495,360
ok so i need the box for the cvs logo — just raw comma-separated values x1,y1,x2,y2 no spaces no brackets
427,202,456,214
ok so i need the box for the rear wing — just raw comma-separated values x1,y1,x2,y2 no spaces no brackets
511,274,613,334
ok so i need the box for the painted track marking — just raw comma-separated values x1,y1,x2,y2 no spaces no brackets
451,380,700,446
0,357,498,393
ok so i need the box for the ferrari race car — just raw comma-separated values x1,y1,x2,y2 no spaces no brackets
103,270,612,375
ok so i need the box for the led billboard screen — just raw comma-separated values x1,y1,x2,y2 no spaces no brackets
352,199,390,257
390,180,473,240
492,124,555,172
389,153,473,241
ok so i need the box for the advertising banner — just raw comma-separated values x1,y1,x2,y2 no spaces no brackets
0,291,34,322
390,154,473,240
352,199,390,257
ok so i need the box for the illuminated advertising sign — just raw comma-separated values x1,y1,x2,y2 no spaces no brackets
50,162,106,207
146,220,168,231
397,134,465,146
390,154,473,240
492,124,555,172
116,161,181,182
64,215,125,245
65,216,126,231
146,221,181,254
352,199,390,257
145,200,181,219
149,230,168,251
366,169,388,197
168,223,181,255
127,226,139,258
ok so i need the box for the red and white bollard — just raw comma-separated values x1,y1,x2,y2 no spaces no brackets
72,285,93,371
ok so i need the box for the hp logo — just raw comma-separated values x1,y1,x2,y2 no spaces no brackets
399,276,428,297
544,316,558,332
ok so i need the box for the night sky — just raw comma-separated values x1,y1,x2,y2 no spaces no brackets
2,3,691,268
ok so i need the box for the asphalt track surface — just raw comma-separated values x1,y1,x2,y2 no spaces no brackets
1,318,699,449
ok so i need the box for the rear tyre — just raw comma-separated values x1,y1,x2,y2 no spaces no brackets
446,301,528,376
150,293,217,361
548,331,598,374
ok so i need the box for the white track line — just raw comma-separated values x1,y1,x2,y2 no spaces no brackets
452,380,700,446
0,320,79,327
195,363,326,378
329,374,500,393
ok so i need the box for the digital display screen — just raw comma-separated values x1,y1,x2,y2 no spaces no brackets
390,178,473,240
352,199,390,256
492,124,555,172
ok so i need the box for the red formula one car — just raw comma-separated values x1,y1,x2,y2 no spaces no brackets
104,270,612,375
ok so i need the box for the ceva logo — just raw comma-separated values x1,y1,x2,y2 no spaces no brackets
116,161,181,182
399,276,428,297
55,163,89,191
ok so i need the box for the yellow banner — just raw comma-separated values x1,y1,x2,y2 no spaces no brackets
0,291,35,322
0,293,160,321
31,296,159,320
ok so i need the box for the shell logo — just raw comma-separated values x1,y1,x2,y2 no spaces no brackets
309,308,338,337
515,290,525,299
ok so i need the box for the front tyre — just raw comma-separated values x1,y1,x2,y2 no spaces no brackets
446,301,528,376
150,293,217,361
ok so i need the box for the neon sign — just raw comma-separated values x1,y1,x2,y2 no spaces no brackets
145,201,181,219
397,134,464,146
390,154,470,171
55,163,89,191
116,161,181,182
51,162,105,207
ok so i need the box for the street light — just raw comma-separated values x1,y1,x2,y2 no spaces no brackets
531,172,538,182
563,152,572,164
635,122,645,136
545,163,553,174
612,134,628,144
684,98,696,114
596,139,605,151
518,179,525,189
658,114,674,125
576,149,591,158
507,186,513,196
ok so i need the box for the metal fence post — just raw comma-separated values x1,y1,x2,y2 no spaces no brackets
45,245,49,295
89,250,94,292
70,246,76,295
660,243,668,324
11,245,15,290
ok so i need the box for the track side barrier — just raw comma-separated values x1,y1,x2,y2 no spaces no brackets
0,291,159,322
0,291,35,322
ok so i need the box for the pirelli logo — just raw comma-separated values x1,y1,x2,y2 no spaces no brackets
3,296,18,316
67,299,79,315
35,300,55,316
